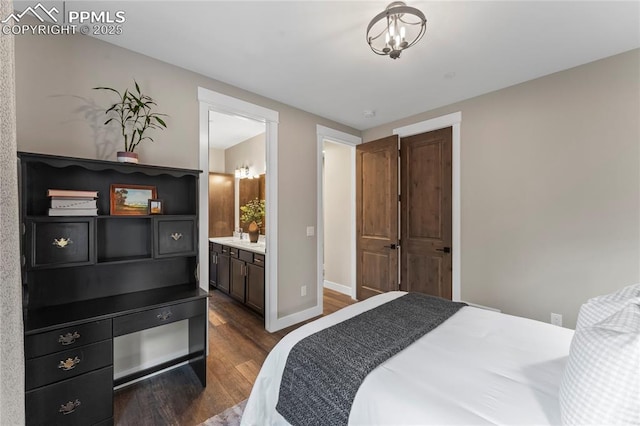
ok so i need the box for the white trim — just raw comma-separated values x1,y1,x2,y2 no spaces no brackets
317,125,361,146
317,125,361,304
393,111,462,301
198,87,281,332
198,88,278,123
273,304,323,331
323,280,352,297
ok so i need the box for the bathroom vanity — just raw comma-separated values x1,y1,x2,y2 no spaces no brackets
209,238,265,316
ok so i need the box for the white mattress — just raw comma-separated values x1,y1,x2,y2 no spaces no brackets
241,292,574,425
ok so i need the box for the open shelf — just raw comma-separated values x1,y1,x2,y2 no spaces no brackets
97,217,152,262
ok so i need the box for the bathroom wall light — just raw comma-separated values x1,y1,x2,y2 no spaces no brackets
235,166,251,179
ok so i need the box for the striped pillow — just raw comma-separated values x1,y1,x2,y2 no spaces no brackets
576,283,640,330
560,301,640,425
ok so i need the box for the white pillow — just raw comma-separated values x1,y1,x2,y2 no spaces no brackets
576,283,640,330
560,301,640,425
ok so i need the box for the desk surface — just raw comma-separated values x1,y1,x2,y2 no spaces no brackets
25,285,209,334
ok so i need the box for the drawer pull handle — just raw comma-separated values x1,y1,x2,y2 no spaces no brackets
157,311,172,321
52,237,72,248
58,356,81,371
58,331,80,345
59,399,81,415
170,233,183,241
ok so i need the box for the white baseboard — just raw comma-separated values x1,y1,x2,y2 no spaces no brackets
270,304,323,332
323,280,351,296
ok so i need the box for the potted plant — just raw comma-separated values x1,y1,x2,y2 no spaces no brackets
240,198,265,243
94,81,167,163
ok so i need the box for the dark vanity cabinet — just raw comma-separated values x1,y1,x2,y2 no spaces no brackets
246,258,265,315
210,243,230,293
209,242,264,316
18,152,207,426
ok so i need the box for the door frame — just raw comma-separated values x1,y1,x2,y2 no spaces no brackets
198,87,280,332
393,111,462,301
316,125,361,303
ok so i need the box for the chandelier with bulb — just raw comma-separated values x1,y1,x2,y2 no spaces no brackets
366,1,427,60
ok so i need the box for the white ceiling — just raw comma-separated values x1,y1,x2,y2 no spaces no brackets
79,1,640,130
209,111,265,149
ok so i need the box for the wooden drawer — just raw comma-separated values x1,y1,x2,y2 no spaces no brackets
26,340,112,390
113,299,206,336
239,250,253,263
253,253,265,266
26,366,113,426
27,218,95,269
153,217,196,258
227,246,240,258
26,320,112,359
210,243,223,254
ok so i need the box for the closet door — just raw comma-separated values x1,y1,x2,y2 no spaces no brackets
400,127,452,299
355,135,399,300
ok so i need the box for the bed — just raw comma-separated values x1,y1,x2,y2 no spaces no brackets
241,291,575,425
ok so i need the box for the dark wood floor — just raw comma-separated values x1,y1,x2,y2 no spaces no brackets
114,288,355,425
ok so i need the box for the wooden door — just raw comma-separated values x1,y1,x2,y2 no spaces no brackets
208,173,234,237
356,135,399,300
400,128,452,299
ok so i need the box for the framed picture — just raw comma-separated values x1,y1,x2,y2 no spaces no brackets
110,184,157,216
148,199,163,215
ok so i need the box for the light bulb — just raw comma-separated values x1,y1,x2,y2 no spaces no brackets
389,22,395,37
400,26,406,39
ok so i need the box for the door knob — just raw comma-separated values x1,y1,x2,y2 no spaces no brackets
384,243,398,249
435,247,451,253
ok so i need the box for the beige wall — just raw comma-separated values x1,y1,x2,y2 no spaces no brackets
224,133,266,176
14,30,359,318
208,147,225,173
323,141,353,291
363,49,640,328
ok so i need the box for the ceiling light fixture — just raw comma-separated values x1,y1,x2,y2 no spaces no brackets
366,1,427,60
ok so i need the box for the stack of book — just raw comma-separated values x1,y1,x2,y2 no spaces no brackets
47,189,99,216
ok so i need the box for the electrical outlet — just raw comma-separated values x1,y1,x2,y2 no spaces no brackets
550,313,563,327
301,285,307,297
306,226,315,237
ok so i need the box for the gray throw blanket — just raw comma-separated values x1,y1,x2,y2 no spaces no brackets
275,293,467,426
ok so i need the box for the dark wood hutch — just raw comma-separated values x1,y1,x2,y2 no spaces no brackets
18,152,207,426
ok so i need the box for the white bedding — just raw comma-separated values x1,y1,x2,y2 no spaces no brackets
241,292,574,425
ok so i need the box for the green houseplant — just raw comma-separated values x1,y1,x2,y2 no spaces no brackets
94,81,167,163
240,198,265,243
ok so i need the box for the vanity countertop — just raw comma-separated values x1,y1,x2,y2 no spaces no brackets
209,237,266,255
